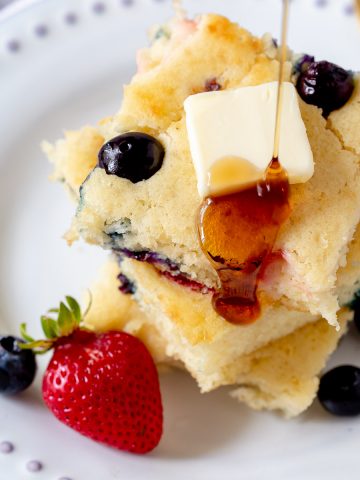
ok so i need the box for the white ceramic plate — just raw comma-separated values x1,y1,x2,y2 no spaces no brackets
1,0,360,479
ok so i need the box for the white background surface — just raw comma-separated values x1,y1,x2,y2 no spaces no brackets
0,0,360,479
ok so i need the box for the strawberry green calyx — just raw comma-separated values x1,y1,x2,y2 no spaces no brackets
20,296,91,354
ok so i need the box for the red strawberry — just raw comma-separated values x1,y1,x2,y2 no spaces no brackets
20,297,163,454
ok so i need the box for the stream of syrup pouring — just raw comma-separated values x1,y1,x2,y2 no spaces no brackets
198,0,291,325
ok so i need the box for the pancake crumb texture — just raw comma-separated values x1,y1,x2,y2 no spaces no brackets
44,14,360,416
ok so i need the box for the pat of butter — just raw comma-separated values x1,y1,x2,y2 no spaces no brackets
184,81,314,198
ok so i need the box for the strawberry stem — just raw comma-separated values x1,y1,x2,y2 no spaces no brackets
19,296,90,355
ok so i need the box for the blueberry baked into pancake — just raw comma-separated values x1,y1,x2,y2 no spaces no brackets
43,13,360,417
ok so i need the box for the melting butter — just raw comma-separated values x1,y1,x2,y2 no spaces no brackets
208,156,262,197
184,81,314,198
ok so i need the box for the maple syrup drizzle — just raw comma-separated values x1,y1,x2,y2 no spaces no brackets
198,0,291,325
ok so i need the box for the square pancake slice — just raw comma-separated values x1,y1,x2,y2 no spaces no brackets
85,260,350,418
44,14,360,327
43,13,360,416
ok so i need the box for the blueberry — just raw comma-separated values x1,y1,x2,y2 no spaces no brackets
296,60,354,117
117,273,136,295
205,78,221,92
118,248,180,272
98,132,165,183
0,336,37,395
293,54,315,74
318,365,360,416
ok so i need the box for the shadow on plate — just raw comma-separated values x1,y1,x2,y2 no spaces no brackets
154,369,251,459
